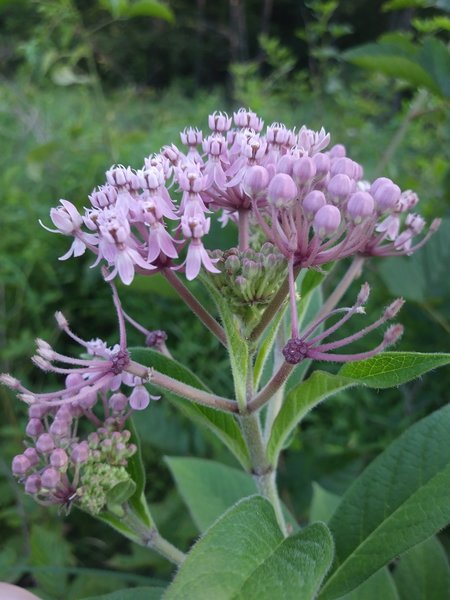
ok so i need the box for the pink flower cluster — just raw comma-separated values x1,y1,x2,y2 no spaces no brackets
44,109,440,285
1,310,157,510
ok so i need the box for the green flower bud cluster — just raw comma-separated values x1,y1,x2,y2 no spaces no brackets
209,243,287,321
78,462,131,515
77,427,137,515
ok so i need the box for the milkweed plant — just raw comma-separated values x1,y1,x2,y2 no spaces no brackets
3,109,450,600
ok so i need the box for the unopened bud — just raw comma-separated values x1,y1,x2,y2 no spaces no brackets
357,283,370,306
55,311,69,329
383,298,405,320
12,454,31,476
282,338,309,364
50,448,69,469
25,474,42,494
41,467,60,489
313,205,341,238
0,374,21,389
384,324,404,346
267,174,298,209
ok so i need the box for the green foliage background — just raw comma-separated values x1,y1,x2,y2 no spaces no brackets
0,0,449,597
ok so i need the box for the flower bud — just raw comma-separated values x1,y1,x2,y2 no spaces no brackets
292,157,316,184
242,166,269,199
50,448,69,469
312,152,330,176
313,205,341,238
41,467,60,489
26,418,44,438
23,447,40,468
267,174,298,209
347,192,375,223
303,191,326,219
71,442,90,464
384,324,404,346
12,454,31,476
357,283,371,305
36,433,55,454
109,392,128,413
327,174,352,203
25,473,42,494
65,373,85,390
383,298,405,320
328,144,346,158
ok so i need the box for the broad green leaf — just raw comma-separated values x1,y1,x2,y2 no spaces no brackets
393,537,450,600
319,404,450,599
267,370,354,464
165,457,256,532
338,351,450,387
310,483,341,524
165,457,298,533
339,568,399,600
165,496,334,600
200,279,249,410
268,352,450,464
83,587,166,600
129,347,250,469
342,37,441,95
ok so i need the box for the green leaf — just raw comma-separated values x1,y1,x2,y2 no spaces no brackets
82,587,166,600
200,279,249,409
342,37,441,95
338,351,450,387
310,483,341,524
129,347,250,469
267,370,354,464
319,403,450,599
393,537,450,600
338,568,399,600
125,0,174,22
106,479,136,506
165,496,334,600
268,352,450,464
165,457,256,532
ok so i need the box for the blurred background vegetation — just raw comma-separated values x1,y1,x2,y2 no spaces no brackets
0,0,449,597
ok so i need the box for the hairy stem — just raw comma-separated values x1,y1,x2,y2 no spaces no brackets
123,506,186,565
127,360,238,413
254,470,288,537
163,269,227,346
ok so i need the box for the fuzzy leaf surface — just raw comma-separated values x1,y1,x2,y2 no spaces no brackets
165,497,334,600
319,404,450,599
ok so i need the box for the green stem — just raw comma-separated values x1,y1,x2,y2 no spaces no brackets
254,470,288,537
123,506,186,565
239,412,288,536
